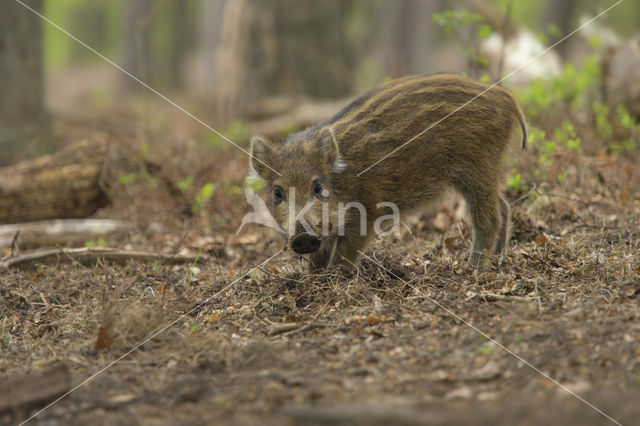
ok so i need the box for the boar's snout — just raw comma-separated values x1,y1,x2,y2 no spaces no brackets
290,232,321,254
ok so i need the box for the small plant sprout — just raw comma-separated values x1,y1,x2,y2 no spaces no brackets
192,182,216,214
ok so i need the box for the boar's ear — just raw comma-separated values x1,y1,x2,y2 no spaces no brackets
249,136,273,178
318,127,347,173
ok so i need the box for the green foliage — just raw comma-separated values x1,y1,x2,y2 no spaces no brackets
556,169,569,184
587,35,603,49
477,341,495,355
191,182,215,213
491,0,544,29
432,9,491,68
592,102,639,153
280,122,301,136
553,122,581,153
611,105,640,153
432,10,484,35
527,127,554,168
506,170,522,191
222,178,243,195
205,121,250,147
189,249,203,282
84,237,107,248
43,0,125,68
519,124,583,186
477,23,492,40
177,176,193,192
140,142,151,158
517,56,601,117
118,172,137,186
245,176,265,193
616,104,636,129
546,23,562,39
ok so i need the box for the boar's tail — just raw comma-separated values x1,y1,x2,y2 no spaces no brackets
514,99,528,149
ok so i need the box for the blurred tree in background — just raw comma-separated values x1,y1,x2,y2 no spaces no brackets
0,0,49,165
213,0,355,120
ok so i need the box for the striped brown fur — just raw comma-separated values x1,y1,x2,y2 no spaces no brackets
250,73,527,271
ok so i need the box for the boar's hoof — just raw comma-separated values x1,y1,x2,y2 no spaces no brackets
290,233,321,254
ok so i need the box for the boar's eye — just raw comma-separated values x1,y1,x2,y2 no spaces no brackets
312,180,327,199
272,185,285,203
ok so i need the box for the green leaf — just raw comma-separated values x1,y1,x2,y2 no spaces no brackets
477,24,491,39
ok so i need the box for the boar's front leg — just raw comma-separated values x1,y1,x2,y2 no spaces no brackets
309,236,338,272
309,232,370,272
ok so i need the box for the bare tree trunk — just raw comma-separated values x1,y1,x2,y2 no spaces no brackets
187,0,227,98
542,0,576,58
121,0,153,90
216,0,252,121
0,0,49,165
369,0,443,78
69,2,108,60
169,0,190,89
215,0,355,121
271,0,353,98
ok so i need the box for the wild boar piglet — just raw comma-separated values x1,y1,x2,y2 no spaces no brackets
249,73,527,271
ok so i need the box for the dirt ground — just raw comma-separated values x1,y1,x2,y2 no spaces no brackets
1,106,640,426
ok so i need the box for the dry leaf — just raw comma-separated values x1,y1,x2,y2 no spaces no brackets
534,234,548,247
206,310,223,323
444,237,455,249
346,313,393,326
624,285,639,297
95,325,112,351
346,314,367,324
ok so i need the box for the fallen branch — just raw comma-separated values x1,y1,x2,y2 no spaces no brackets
0,247,207,270
0,219,139,249
249,97,352,139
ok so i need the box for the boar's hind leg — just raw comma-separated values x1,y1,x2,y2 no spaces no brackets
457,183,501,269
494,196,510,255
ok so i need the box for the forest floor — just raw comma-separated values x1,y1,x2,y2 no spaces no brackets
1,105,640,426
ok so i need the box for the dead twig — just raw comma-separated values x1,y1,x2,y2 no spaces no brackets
282,322,326,337
268,322,302,336
466,292,539,303
512,182,537,204
10,230,20,255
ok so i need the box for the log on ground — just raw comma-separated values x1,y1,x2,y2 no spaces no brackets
0,138,110,223
0,219,138,249
0,363,71,418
